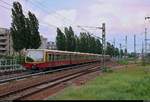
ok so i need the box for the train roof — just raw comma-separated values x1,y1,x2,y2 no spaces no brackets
27,49,109,56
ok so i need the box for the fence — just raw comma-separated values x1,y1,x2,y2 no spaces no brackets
0,59,25,72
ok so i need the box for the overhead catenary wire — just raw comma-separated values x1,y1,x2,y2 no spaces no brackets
0,4,10,10
0,0,12,6
1,0,105,43
0,0,58,29
26,0,100,39
31,0,80,26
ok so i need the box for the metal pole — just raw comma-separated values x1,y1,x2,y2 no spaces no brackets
113,38,115,58
134,35,136,63
142,41,145,65
102,23,106,70
145,28,147,57
119,43,122,60
125,36,128,59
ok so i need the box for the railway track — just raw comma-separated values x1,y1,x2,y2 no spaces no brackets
0,62,101,100
0,71,29,81
0,62,96,84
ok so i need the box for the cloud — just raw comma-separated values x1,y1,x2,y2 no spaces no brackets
86,1,149,34
43,9,77,27
0,0,150,52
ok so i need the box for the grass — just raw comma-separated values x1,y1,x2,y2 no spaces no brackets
48,65,150,100
117,59,129,65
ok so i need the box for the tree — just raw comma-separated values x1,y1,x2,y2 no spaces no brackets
64,27,71,51
11,2,27,52
106,42,114,57
11,2,41,53
79,32,88,52
28,11,41,49
95,39,102,54
69,26,76,51
120,49,124,58
114,48,119,57
56,28,66,51
75,35,80,52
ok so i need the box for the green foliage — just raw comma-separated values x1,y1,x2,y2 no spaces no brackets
11,55,25,64
0,55,25,64
56,28,66,51
120,49,124,58
56,26,120,57
114,48,119,57
11,2,41,52
11,2,27,52
106,42,116,57
117,60,129,65
49,65,150,100
28,11,41,49
102,67,113,73
64,27,76,51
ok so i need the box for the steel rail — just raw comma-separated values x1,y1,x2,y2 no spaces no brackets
0,64,101,100
0,62,98,84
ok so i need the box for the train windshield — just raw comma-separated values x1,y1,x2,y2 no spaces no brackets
26,50,44,62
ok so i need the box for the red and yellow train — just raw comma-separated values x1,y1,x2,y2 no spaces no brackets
22,49,110,71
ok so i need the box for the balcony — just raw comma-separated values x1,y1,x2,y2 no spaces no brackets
0,47,6,51
0,42,7,45
0,37,7,40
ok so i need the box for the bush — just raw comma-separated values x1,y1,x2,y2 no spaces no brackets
117,60,129,65
0,55,25,64
102,67,113,73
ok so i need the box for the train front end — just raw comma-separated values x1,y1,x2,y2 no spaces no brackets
23,49,46,70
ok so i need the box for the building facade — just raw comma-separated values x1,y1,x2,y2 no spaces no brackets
39,35,48,49
47,41,57,50
39,35,57,50
0,28,57,56
0,28,13,56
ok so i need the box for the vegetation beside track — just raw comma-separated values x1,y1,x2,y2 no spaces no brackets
117,59,129,65
48,64,150,100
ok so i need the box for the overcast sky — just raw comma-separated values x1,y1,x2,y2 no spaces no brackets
0,0,150,53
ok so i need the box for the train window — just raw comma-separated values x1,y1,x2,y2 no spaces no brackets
59,54,62,61
75,55,77,60
68,55,70,60
73,54,75,60
56,55,59,61
61,54,63,61
63,55,66,60
62,55,65,61
48,54,51,61
55,55,57,61
71,55,73,60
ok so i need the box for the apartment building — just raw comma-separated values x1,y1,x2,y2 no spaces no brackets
39,35,48,49
39,35,57,50
0,28,13,55
47,41,57,50
0,28,57,55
